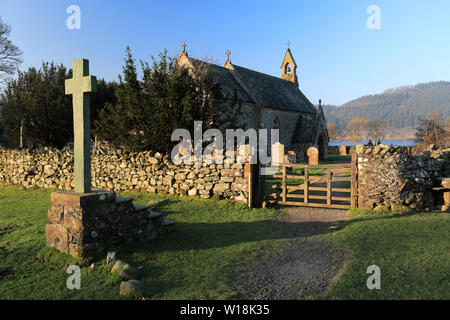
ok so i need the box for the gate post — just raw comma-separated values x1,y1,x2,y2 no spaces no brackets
247,160,262,208
351,152,358,208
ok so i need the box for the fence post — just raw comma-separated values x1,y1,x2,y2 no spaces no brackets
247,162,252,208
304,165,309,204
259,164,265,206
282,165,287,203
327,167,331,205
351,152,358,209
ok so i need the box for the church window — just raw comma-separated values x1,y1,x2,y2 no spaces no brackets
273,116,280,129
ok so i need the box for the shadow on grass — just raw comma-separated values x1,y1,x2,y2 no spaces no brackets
117,219,340,257
110,218,343,299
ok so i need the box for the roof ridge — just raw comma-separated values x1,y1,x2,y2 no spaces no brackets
187,57,254,104
188,58,298,86
185,57,317,114
232,64,297,84
188,57,229,71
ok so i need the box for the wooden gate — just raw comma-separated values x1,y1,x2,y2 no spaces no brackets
264,157,357,209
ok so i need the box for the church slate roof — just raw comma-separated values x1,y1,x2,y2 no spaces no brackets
188,58,317,114
230,65,317,114
189,59,253,103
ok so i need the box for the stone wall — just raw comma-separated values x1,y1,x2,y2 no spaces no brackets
0,144,249,204
356,144,450,210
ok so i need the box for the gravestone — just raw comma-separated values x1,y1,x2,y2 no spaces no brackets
339,144,347,156
271,142,285,166
307,147,319,165
287,151,297,164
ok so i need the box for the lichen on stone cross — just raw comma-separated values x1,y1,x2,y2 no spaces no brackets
65,59,97,193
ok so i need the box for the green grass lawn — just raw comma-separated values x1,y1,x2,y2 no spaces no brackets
320,210,450,299
0,184,448,300
0,184,283,299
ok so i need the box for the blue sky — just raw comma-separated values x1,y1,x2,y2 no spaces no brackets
1,0,449,105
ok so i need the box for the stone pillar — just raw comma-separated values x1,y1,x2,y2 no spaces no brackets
46,190,116,258
47,190,163,258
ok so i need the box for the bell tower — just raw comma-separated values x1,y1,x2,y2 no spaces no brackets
281,47,298,86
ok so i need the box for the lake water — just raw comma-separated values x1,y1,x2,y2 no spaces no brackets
329,140,416,147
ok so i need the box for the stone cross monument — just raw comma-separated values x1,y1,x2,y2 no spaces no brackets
65,59,97,193
47,59,164,258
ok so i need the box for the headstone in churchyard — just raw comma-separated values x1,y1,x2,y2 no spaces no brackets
271,142,284,166
307,146,319,165
339,144,347,156
287,151,296,164
65,59,97,193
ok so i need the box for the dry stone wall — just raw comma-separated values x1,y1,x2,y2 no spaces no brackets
356,144,450,210
0,144,249,204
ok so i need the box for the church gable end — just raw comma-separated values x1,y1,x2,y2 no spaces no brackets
280,48,298,86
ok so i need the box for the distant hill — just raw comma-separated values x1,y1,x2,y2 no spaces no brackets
323,81,450,128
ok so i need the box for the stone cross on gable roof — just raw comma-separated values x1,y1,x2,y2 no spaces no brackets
225,49,231,61
65,59,97,193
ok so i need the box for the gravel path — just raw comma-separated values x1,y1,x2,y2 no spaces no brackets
232,207,350,300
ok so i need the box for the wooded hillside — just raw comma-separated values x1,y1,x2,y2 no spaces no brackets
323,81,450,128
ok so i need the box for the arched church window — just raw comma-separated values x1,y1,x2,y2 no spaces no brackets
273,116,280,129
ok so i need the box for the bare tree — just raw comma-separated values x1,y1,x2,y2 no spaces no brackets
346,118,368,144
445,118,450,146
415,111,448,148
398,131,411,154
0,17,23,84
327,123,342,141
367,118,386,143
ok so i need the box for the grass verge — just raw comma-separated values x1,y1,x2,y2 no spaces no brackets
0,184,282,299
320,211,450,299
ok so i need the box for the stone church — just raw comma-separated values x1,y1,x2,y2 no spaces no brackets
178,44,329,160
